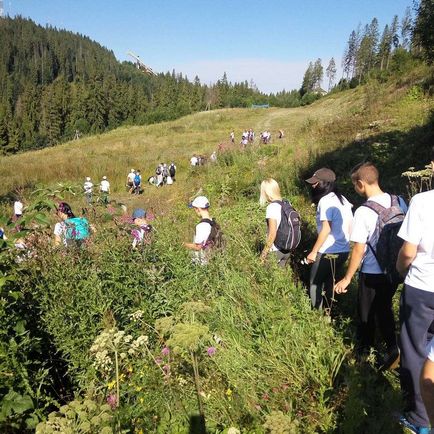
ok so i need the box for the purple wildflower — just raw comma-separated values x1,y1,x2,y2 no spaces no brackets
207,346,217,357
107,393,117,409
162,364,170,375
155,357,163,365
161,347,170,357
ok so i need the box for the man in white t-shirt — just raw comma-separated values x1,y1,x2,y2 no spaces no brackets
83,177,93,205
14,199,23,218
100,176,110,205
184,196,212,265
335,162,404,368
127,169,135,193
396,148,434,433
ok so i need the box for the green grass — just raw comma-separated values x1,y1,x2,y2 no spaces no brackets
1,65,434,433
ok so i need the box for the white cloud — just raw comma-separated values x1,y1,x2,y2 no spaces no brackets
169,58,308,94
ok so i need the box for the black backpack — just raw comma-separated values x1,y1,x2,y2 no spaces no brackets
363,194,406,285
169,165,176,177
271,200,301,253
200,218,224,250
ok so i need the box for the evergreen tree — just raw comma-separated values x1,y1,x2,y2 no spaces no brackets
325,58,337,90
401,7,413,50
413,0,434,63
343,29,359,79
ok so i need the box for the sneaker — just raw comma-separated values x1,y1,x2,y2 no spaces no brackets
379,347,400,371
398,414,430,434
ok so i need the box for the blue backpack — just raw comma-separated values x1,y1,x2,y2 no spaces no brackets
134,174,141,185
65,217,90,246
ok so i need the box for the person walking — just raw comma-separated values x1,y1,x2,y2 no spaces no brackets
83,177,93,205
396,147,434,434
100,176,110,205
127,169,135,193
184,196,215,265
305,168,353,310
335,162,405,368
259,178,298,267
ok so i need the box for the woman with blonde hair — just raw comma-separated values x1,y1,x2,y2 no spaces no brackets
259,178,292,267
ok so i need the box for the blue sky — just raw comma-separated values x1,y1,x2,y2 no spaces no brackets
5,0,413,93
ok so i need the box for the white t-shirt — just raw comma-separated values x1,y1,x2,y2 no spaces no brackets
83,181,93,193
193,221,212,264
350,193,407,274
100,180,110,192
266,202,282,252
190,157,198,166
398,189,434,292
316,193,353,254
54,222,67,246
127,172,135,183
14,201,23,215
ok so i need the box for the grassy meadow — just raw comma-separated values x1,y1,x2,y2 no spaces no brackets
1,66,434,433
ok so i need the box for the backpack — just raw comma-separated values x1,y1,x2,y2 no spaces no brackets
134,174,141,185
272,200,301,253
200,218,224,250
156,167,162,175
169,165,176,177
363,194,406,285
64,217,90,246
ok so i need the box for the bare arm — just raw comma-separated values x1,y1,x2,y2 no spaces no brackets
334,242,366,294
307,220,331,263
397,241,417,277
184,242,202,251
260,218,277,262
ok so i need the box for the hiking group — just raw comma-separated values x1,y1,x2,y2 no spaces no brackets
3,137,434,434
259,152,434,434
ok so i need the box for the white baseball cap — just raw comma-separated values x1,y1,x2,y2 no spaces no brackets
102,176,107,180
188,196,210,209
86,177,91,181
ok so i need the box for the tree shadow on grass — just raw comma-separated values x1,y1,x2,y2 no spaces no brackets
297,108,434,206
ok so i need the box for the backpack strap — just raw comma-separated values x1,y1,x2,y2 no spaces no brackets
200,218,215,226
362,199,386,215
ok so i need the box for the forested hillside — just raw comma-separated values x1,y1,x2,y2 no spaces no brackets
0,17,286,154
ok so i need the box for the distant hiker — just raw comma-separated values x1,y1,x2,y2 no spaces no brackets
127,169,136,193
230,131,235,144
190,155,199,166
13,198,23,220
184,196,222,265
133,171,142,195
83,177,93,205
241,136,248,149
396,146,434,433
148,176,156,185
156,164,164,187
54,202,91,248
169,162,177,180
131,208,152,249
278,130,284,139
259,178,301,267
100,176,110,204
248,128,255,143
335,162,406,369
261,130,271,144
210,151,217,163
304,168,353,310
162,164,169,184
